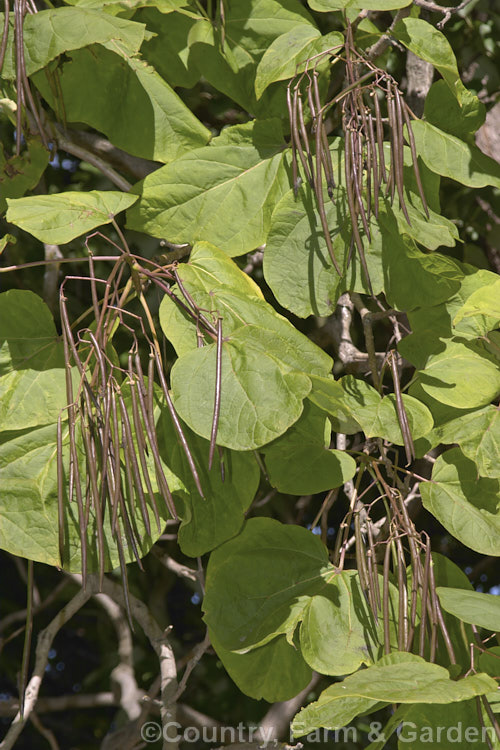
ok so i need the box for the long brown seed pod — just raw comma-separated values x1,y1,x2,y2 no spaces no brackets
208,317,223,470
153,348,204,499
314,107,342,275
395,536,408,651
373,92,387,183
0,0,10,75
128,361,162,534
388,351,414,465
286,85,299,197
80,396,105,588
292,85,314,189
382,537,392,655
344,125,372,293
392,86,411,225
366,109,380,217
401,100,430,218
419,535,431,659
118,391,152,536
56,414,65,568
350,128,372,242
312,72,336,199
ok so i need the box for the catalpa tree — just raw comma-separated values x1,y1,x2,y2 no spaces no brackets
0,0,499,748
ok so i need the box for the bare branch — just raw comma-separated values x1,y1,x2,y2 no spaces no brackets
0,583,96,750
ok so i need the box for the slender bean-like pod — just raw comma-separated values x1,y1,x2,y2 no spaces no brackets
401,101,430,218
315,108,342,275
366,110,380,217
172,267,217,336
209,317,223,470
0,0,9,75
114,519,135,631
81,397,105,589
312,72,335,198
382,538,392,655
286,85,299,196
419,537,431,658
395,537,408,651
392,87,411,224
372,92,387,183
428,559,457,664
118,391,152,536
293,85,314,188
154,349,204,499
345,126,372,293
120,421,146,570
388,352,414,465
128,359,162,534
350,129,372,242
57,415,65,569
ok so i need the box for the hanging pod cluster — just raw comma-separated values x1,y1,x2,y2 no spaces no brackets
56,250,225,617
287,22,429,292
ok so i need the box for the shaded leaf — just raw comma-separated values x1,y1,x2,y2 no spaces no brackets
0,290,64,375
209,630,312,703
415,339,500,409
437,587,500,632
424,80,486,141
158,411,259,557
33,41,210,163
393,18,484,123
398,700,496,749
255,27,343,98
411,120,500,189
263,400,356,494
0,140,49,213
432,406,500,479
420,447,500,556
308,0,410,10
6,190,138,244
292,652,496,736
453,278,500,336
308,375,434,445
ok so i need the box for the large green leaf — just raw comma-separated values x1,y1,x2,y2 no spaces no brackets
0,290,64,375
204,517,331,651
185,0,316,117
0,140,50,213
308,375,434,445
6,190,138,244
158,411,259,557
263,182,384,318
204,518,387,676
263,400,356,494
437,587,500,632
398,700,497,749
393,18,484,122
308,0,410,10
411,120,500,189
63,0,190,14
170,327,312,451
424,80,486,141
0,420,172,570
292,652,496,736
415,339,500,409
453,278,500,336
420,448,500,556
209,630,312,703
33,41,210,163
398,265,499,368
137,8,199,89
378,210,462,311
255,27,343,98
0,7,148,78
126,119,288,256
431,406,500,479
162,244,331,450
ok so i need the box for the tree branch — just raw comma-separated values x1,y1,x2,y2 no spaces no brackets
0,583,96,750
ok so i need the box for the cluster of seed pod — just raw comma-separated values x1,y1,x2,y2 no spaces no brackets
287,24,429,292
0,0,49,154
56,251,220,619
